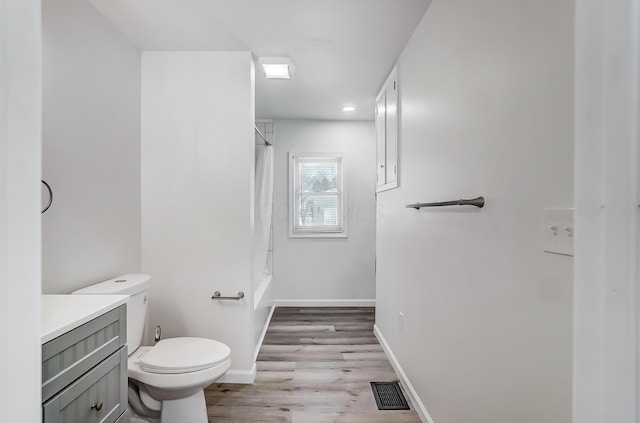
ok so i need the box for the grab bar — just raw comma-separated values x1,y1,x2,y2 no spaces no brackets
211,291,245,301
406,196,485,210
42,180,53,214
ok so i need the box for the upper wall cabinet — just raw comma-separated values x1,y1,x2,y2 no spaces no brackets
376,66,398,192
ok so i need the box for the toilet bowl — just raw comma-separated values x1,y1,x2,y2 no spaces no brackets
72,274,231,423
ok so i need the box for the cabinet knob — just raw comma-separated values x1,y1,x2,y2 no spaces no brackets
91,401,104,412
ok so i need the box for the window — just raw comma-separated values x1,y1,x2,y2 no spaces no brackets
289,152,347,238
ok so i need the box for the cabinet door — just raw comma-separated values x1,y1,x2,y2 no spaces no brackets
384,75,398,185
42,305,126,403
376,93,387,186
43,348,127,423
376,66,399,192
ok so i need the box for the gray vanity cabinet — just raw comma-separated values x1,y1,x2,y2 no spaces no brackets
42,305,129,423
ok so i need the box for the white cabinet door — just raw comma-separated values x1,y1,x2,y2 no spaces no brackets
385,75,398,185
375,93,387,186
376,66,398,192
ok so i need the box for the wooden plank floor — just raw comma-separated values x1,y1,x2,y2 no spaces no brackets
205,307,421,423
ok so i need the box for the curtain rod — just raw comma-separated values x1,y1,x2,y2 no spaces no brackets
254,126,271,146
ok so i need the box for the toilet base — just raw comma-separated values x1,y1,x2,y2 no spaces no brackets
129,415,160,423
160,389,208,423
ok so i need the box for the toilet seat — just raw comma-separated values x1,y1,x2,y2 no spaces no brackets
128,344,232,395
139,337,231,374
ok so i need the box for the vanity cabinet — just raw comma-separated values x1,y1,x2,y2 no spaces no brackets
376,65,399,192
42,305,128,423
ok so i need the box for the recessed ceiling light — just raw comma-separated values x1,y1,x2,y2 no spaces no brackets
258,57,294,79
342,106,356,112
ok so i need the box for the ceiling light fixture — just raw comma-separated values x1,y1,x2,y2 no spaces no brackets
342,106,356,112
258,57,294,79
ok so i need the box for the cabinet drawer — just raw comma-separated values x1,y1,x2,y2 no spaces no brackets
42,305,126,402
43,347,127,423
114,409,130,422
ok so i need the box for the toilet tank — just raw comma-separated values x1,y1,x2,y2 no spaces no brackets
72,274,151,356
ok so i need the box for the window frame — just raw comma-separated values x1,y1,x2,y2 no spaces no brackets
288,151,348,238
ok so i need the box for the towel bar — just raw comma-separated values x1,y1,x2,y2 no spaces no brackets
406,196,485,210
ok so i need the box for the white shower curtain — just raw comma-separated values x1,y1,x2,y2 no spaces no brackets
254,144,274,286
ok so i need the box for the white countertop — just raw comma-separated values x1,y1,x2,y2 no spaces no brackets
42,294,129,344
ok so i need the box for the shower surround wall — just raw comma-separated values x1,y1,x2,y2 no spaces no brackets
42,0,142,293
141,51,258,381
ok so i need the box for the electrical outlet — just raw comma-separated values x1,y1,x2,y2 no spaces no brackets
398,312,405,334
543,208,574,256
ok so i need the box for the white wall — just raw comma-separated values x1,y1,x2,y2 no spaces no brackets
375,0,574,422
273,120,376,303
142,52,257,376
573,0,639,421
42,0,141,293
0,0,42,419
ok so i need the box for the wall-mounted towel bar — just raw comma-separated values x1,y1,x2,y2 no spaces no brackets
406,196,485,210
41,180,53,214
211,291,245,301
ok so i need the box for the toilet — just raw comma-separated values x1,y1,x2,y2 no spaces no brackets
72,274,231,423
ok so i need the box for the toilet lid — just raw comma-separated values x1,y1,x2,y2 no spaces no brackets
139,337,231,374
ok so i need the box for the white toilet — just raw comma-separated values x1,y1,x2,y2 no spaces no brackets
73,274,231,423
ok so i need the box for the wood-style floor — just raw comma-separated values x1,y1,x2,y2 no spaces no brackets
205,307,421,423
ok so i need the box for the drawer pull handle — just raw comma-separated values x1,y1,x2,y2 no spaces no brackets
91,401,104,411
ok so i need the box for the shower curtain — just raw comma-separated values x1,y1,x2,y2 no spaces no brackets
254,144,274,287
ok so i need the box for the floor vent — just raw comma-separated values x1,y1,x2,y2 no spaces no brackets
370,381,410,410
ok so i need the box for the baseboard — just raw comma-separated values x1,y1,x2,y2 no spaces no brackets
254,305,275,361
221,304,274,383
273,299,376,307
374,324,434,423
216,362,257,384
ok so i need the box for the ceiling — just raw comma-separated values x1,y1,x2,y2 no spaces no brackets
89,0,432,121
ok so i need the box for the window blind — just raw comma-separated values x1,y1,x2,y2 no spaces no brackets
291,155,344,234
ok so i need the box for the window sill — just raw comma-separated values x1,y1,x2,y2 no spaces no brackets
289,231,348,239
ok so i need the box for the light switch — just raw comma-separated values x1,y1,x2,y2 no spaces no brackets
543,208,574,256
398,311,405,334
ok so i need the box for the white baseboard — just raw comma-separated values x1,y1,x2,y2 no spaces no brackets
216,362,256,384
220,304,275,383
374,324,434,423
254,305,275,361
273,299,376,307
